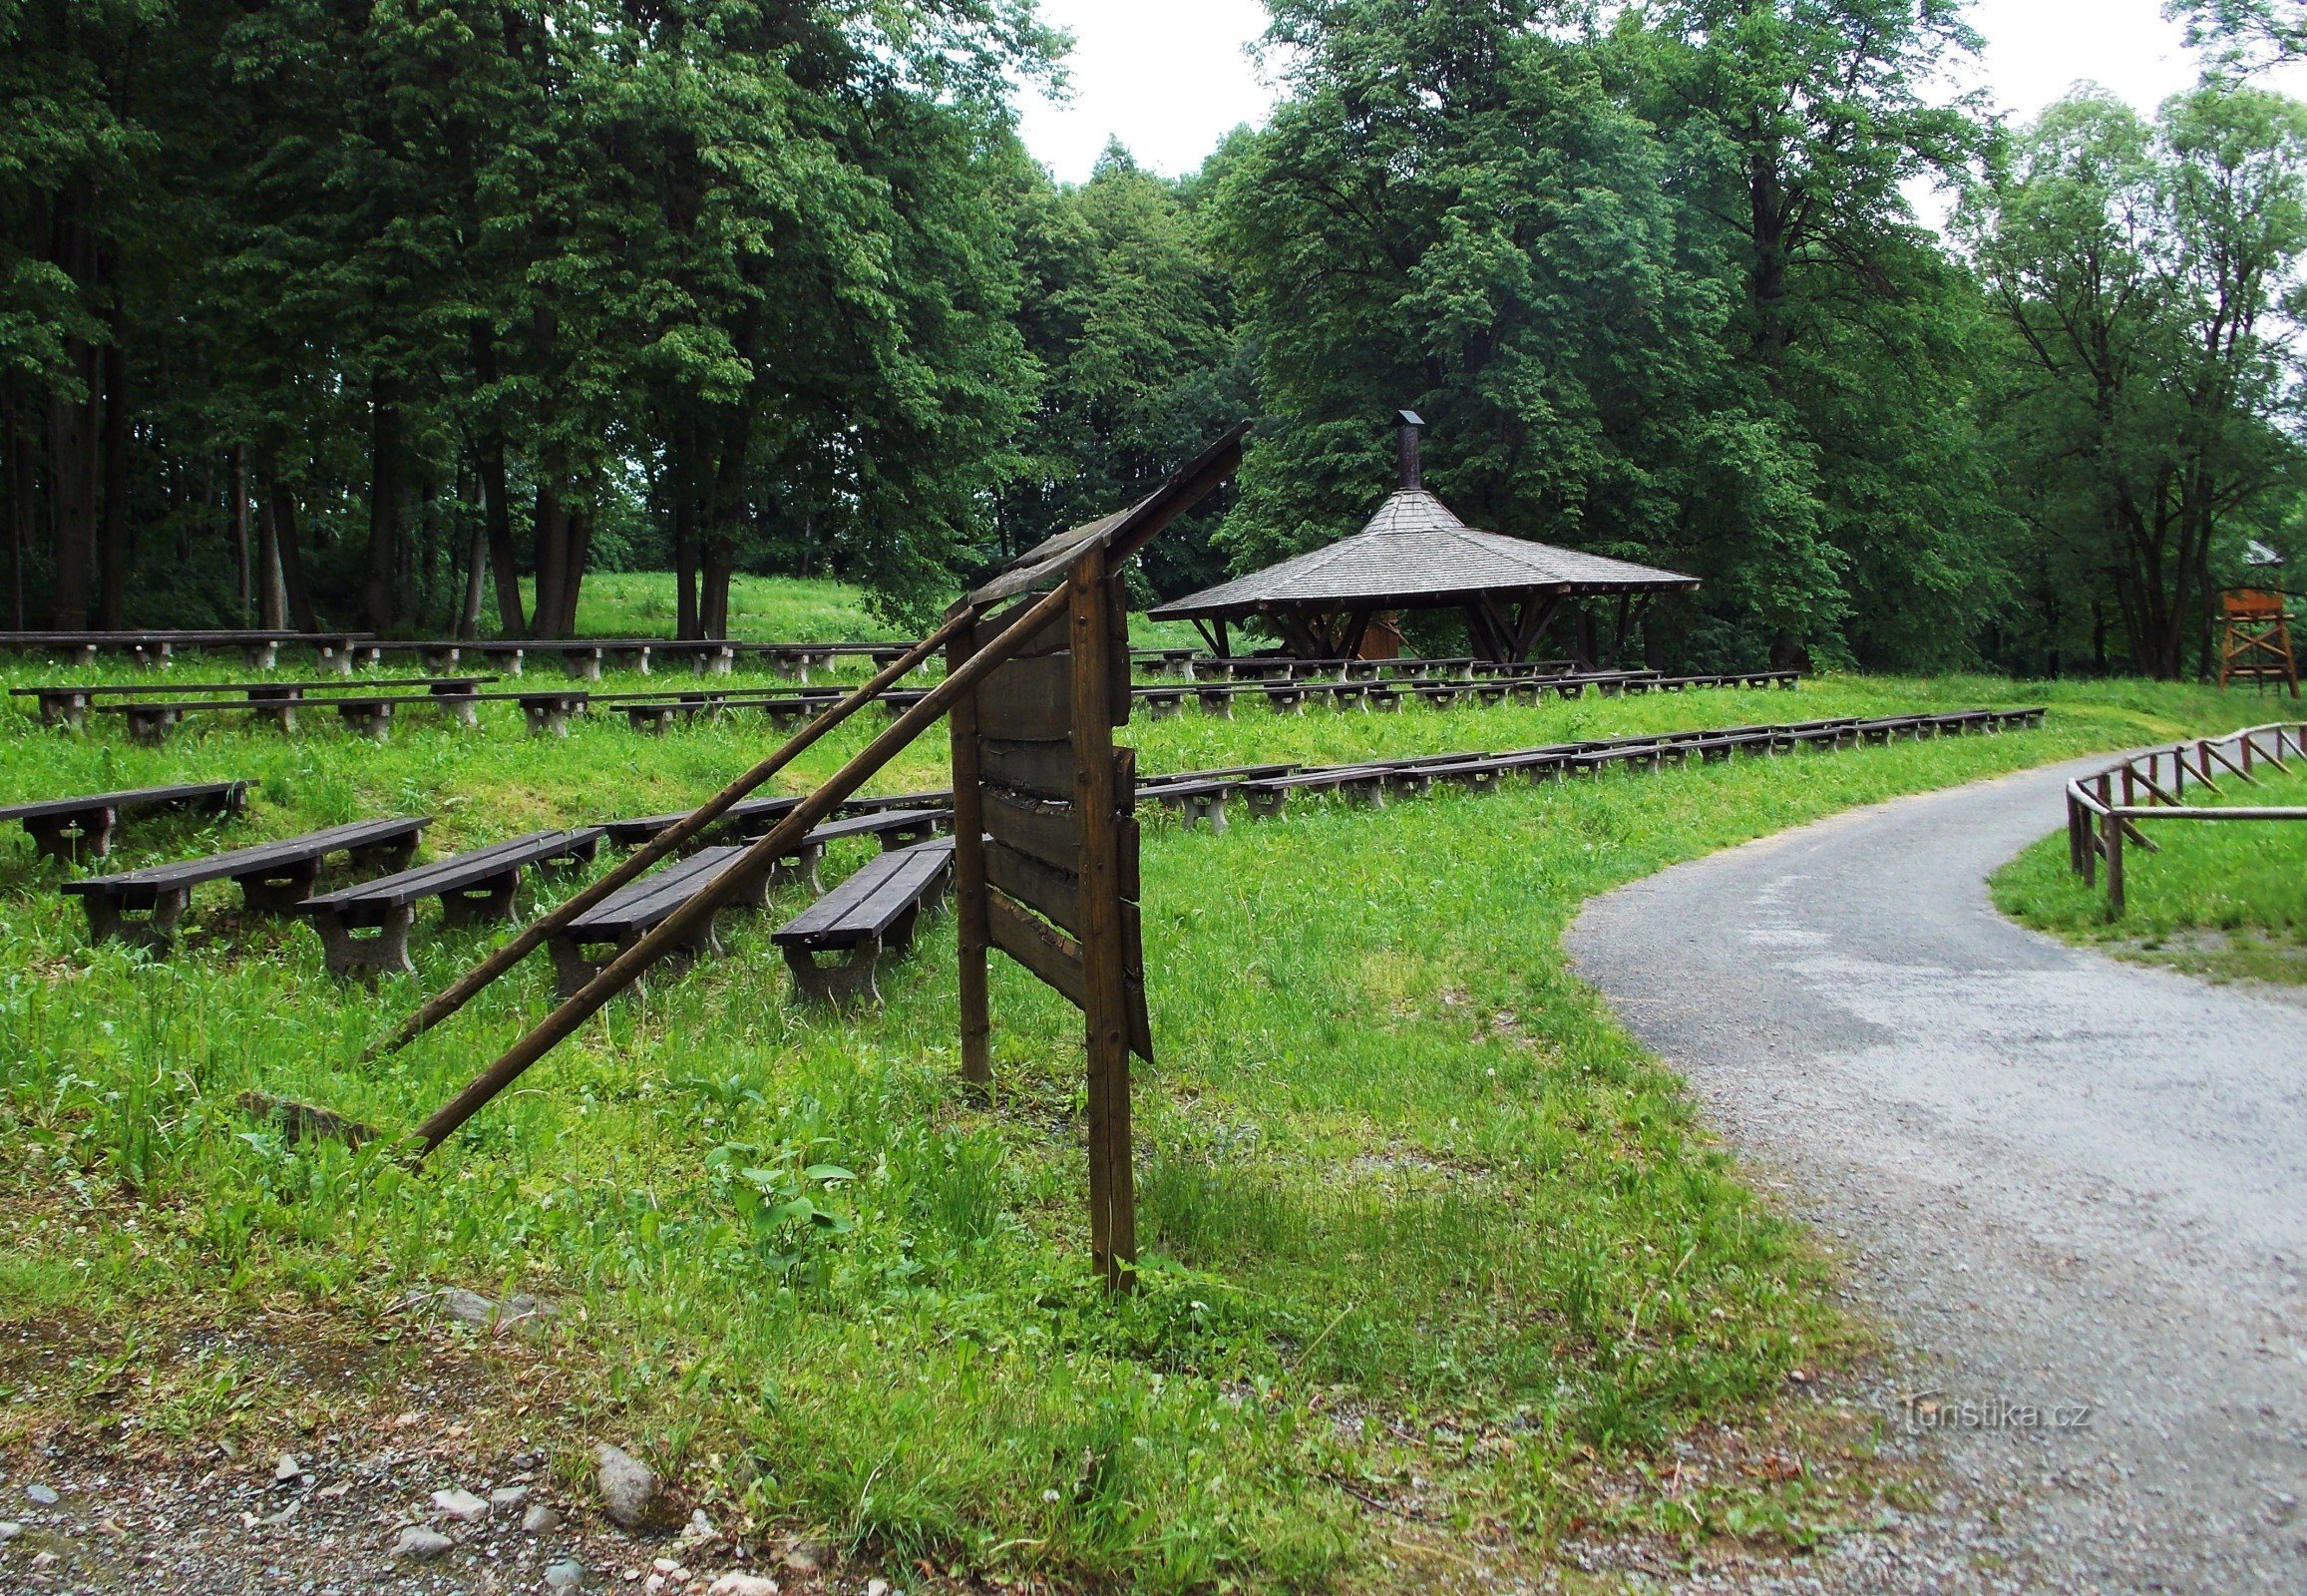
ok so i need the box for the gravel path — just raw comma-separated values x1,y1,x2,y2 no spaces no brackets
1566,755,2307,1595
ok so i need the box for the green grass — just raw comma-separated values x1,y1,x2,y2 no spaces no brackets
1993,756,2307,987
0,655,2267,1589
518,573,906,642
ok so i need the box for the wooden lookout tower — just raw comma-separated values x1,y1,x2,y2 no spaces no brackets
2221,542,2300,696
2219,588,2300,695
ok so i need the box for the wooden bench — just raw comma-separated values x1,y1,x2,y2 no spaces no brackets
1131,647,1201,680
601,691,837,732
503,689,591,737
16,676,493,733
0,628,369,671
757,643,840,682
292,829,603,982
599,796,807,850
599,803,948,892
86,680,500,742
1240,765,1392,817
64,816,429,947
547,846,763,998
1140,764,1300,832
773,839,956,1007
0,781,251,864
777,809,952,893
322,640,478,674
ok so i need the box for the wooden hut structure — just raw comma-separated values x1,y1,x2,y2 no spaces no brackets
1148,413,1699,664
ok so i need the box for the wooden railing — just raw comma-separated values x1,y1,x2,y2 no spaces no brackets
2065,723,2307,912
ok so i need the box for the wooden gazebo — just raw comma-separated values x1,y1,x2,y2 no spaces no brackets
1148,413,1699,663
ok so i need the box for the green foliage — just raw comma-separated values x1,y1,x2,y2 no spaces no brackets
1206,0,2010,671
2,0,1056,637
1963,84,2307,678
1000,144,1254,602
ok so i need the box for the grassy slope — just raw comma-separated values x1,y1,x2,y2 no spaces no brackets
532,573,907,641
1993,751,2307,987
0,655,2262,1590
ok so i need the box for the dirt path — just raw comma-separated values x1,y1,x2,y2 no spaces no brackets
1566,755,2307,1594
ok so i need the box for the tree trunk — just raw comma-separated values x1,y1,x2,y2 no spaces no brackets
1748,145,1790,391
552,498,591,636
700,406,752,640
97,337,130,629
533,472,568,640
231,445,251,617
477,435,525,635
3,382,28,628
255,489,289,629
48,343,98,629
702,532,733,638
460,506,487,639
673,471,700,640
364,384,403,633
262,460,318,631
473,332,528,636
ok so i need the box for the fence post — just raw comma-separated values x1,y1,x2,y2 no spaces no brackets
2067,790,2084,877
2172,746,2184,798
2104,806,2124,915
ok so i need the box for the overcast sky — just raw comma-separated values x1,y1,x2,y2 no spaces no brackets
1015,0,2307,189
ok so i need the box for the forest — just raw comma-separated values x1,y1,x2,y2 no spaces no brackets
5,0,2306,677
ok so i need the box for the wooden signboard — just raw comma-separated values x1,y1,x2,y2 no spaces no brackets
951,543,1151,1290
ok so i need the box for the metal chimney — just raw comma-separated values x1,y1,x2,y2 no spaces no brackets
1396,410,1425,491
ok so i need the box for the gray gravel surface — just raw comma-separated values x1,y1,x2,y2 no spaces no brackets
1567,754,2307,1595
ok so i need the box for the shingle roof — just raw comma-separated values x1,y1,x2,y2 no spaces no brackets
1146,489,1698,620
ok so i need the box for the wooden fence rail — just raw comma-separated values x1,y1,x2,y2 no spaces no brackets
2065,723,2305,912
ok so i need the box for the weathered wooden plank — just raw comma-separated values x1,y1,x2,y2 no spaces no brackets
972,576,1129,659
978,653,1075,741
986,888,1152,1061
980,741,1137,806
985,839,1079,936
984,788,1080,874
982,790,1138,900
973,596,1070,659
979,737,1075,800
987,885,1085,1003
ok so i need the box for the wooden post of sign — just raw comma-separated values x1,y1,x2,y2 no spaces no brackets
950,632,993,1093
1071,545,1137,1291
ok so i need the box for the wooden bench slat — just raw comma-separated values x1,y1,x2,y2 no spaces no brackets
297,830,603,911
0,781,250,826
62,817,430,894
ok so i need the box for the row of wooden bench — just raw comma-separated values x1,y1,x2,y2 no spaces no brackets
1138,654,1800,690
13,664,1797,744
0,629,910,679
15,703,2045,1008
42,796,961,1003
1132,708,2050,828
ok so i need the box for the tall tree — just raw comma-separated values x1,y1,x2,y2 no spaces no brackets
1963,86,2307,677
1004,142,1250,600
1627,0,2008,668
